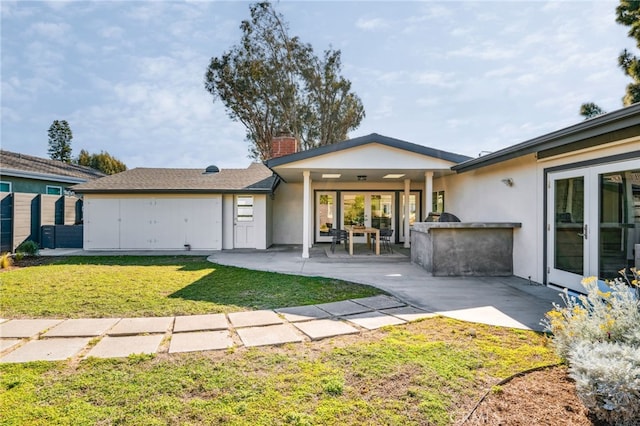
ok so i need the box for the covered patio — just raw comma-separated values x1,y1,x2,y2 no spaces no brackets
266,134,471,258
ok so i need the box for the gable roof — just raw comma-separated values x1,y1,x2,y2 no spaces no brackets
72,163,278,194
452,103,640,173
0,150,106,183
265,133,472,168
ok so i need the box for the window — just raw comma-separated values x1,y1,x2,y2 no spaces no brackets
46,185,63,195
236,196,254,222
0,181,11,192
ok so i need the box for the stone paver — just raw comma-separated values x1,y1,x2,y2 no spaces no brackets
169,331,234,353
86,335,164,358
0,319,7,324
236,324,303,347
381,306,436,322
0,319,64,338
293,319,359,340
44,318,121,337
275,305,331,322
228,310,283,328
107,317,173,336
0,339,23,353
173,314,228,332
315,300,372,317
1,337,90,363
437,306,529,329
352,295,406,310
343,311,406,330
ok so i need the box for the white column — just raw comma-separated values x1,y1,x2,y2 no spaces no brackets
302,170,310,258
404,178,411,248
425,171,434,219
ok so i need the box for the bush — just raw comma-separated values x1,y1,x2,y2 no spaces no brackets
16,240,39,256
543,269,640,425
0,252,13,269
569,341,640,425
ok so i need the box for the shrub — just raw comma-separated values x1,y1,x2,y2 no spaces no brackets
569,341,640,425
0,252,13,269
16,240,39,256
543,269,640,425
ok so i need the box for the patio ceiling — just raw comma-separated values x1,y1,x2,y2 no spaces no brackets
270,167,454,183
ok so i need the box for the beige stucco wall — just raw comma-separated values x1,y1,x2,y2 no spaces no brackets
434,137,640,283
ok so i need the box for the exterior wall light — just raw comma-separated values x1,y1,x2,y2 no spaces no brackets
501,178,514,187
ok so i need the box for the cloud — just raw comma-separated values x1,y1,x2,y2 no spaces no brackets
355,17,389,31
28,21,70,39
413,71,457,88
449,44,518,61
100,26,124,39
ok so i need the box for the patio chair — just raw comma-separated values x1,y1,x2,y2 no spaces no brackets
330,228,349,253
372,228,394,253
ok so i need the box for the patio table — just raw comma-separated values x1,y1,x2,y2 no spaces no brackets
344,225,380,255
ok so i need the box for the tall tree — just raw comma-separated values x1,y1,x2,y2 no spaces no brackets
48,120,73,163
579,102,606,119
204,1,365,160
616,0,640,106
76,149,127,175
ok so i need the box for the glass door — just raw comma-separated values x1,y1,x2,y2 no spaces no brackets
548,170,589,292
341,193,394,243
547,158,640,292
316,192,336,243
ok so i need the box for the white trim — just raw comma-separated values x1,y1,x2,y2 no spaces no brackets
404,179,411,248
46,185,63,195
302,171,310,258
0,168,90,184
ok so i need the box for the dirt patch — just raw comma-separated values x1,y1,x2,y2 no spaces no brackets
0,255,61,272
463,366,596,425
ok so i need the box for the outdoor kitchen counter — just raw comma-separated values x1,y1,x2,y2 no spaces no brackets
410,222,522,276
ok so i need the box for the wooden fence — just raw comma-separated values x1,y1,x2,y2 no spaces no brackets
0,193,82,252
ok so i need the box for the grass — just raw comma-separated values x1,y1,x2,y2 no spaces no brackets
0,317,559,426
0,256,384,318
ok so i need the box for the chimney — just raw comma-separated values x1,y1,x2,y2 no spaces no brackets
271,135,299,159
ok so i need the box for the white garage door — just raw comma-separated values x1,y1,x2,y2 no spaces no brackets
84,197,222,250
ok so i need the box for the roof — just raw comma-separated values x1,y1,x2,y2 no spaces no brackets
72,163,278,194
265,133,472,168
452,103,640,173
0,150,106,183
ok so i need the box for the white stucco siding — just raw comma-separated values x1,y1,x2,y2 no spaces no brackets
436,137,640,284
272,183,303,244
83,194,222,250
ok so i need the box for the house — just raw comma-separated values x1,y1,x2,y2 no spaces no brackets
0,150,105,195
0,150,106,252
73,103,640,293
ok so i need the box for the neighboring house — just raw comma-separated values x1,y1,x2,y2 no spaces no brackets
73,104,640,293
0,150,105,195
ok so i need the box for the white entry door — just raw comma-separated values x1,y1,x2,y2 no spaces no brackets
234,195,255,248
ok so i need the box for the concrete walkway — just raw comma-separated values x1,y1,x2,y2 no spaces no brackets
0,295,434,363
1,245,564,363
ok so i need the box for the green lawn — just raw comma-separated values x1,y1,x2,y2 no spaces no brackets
0,256,383,318
0,317,559,426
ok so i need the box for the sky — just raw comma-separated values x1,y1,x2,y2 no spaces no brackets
1,0,634,170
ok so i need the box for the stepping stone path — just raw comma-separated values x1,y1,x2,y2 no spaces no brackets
0,296,435,363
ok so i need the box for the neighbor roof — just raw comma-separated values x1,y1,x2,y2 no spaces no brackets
265,133,472,167
0,150,106,183
452,103,640,173
72,163,278,194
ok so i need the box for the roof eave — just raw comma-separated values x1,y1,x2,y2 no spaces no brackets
452,103,640,173
0,169,90,184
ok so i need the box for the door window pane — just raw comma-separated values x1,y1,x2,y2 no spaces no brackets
236,196,253,222
318,193,335,237
343,194,364,226
371,194,392,229
599,169,640,279
554,177,584,274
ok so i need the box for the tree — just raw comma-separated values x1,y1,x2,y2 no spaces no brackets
616,0,640,105
579,102,606,119
48,120,73,163
204,1,365,160
76,149,127,175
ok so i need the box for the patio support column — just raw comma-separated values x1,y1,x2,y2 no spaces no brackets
425,171,434,218
404,178,411,248
302,170,311,258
